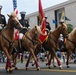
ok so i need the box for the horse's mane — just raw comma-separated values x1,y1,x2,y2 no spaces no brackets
69,27,76,37
35,25,41,33
11,11,17,17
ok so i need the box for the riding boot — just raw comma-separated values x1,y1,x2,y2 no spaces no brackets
18,39,22,53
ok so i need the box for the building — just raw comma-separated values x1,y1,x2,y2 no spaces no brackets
26,0,76,30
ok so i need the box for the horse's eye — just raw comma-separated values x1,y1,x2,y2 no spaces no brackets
63,28,65,30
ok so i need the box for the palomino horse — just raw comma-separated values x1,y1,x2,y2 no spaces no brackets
44,22,68,69
0,12,22,72
26,22,68,69
12,25,45,70
65,27,76,68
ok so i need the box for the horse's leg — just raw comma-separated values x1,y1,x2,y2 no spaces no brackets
66,50,70,68
30,48,40,70
32,53,38,66
46,51,50,65
12,53,18,70
2,47,12,72
47,53,52,68
51,48,62,69
26,53,31,70
55,54,62,69
52,57,56,67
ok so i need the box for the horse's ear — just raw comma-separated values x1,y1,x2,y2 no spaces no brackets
7,14,11,17
35,25,37,30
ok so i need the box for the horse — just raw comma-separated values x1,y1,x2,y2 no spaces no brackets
12,25,45,70
25,22,68,69
0,11,22,73
44,22,68,69
65,27,76,68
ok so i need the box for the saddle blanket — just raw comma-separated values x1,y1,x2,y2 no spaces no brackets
14,29,24,40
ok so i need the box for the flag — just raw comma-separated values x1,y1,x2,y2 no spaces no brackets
39,0,47,43
65,16,70,21
13,0,18,14
60,12,65,20
52,19,57,24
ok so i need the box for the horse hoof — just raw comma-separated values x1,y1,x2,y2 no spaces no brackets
12,65,15,67
32,64,34,66
37,67,40,71
46,63,48,66
15,67,18,70
48,66,51,69
26,67,28,70
59,65,63,69
6,69,9,73
67,66,70,68
9,70,13,73
53,65,56,67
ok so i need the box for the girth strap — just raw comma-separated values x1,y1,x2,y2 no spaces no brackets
1,34,14,50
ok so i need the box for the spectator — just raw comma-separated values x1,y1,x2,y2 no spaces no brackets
0,5,6,29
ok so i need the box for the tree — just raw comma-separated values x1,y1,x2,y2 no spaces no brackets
67,24,73,33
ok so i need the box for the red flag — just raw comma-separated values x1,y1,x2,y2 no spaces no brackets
39,0,47,43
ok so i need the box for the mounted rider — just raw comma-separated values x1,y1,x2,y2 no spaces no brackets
0,5,6,31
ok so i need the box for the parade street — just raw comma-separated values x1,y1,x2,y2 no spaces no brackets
0,61,76,75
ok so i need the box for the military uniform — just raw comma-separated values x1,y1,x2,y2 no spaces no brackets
0,14,6,27
0,5,6,28
46,21,51,31
19,11,30,28
19,19,29,28
45,17,51,31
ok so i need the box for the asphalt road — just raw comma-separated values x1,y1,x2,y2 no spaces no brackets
0,61,76,75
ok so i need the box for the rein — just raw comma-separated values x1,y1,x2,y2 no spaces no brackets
67,38,76,51
0,28,15,51
1,34,15,51
49,32,57,44
48,32,57,50
25,35,38,46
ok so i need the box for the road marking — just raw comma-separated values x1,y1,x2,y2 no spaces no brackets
0,67,5,69
0,67,76,73
18,68,76,73
41,69,76,73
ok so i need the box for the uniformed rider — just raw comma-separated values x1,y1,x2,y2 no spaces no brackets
0,5,6,30
19,11,30,29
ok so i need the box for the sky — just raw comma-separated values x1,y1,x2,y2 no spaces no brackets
0,0,68,21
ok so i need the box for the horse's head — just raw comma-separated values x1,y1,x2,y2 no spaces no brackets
7,12,22,30
59,22,68,38
30,25,47,40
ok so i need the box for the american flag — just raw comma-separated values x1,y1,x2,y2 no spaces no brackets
13,0,18,14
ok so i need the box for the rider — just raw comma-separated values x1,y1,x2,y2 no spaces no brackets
19,11,30,29
19,11,30,63
45,17,51,32
0,5,6,30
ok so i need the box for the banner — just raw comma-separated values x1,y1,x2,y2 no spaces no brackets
13,0,18,14
39,0,47,43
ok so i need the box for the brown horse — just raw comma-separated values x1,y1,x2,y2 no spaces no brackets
25,22,68,69
0,12,22,72
65,27,76,68
12,25,45,70
45,22,68,69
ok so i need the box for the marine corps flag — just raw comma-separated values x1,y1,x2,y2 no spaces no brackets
39,0,47,43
